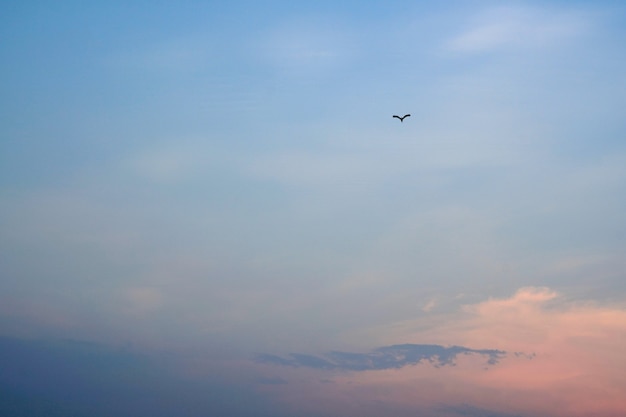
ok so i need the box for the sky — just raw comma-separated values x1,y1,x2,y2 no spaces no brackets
1,1,626,416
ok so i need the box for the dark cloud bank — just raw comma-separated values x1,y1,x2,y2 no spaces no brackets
0,336,281,417
256,343,506,370
1,337,519,417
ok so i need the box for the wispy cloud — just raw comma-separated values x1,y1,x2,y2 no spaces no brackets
256,343,506,371
446,5,589,54
255,15,357,78
422,298,437,312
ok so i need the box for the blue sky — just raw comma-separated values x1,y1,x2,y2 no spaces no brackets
1,1,626,416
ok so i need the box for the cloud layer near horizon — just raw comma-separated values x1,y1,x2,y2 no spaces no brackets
1,1,626,416
254,287,626,417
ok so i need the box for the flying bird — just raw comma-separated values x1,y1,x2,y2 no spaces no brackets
393,114,410,122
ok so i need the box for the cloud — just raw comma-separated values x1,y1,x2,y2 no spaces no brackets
446,5,589,54
120,287,164,317
127,145,208,184
255,288,626,417
0,336,288,417
439,404,524,417
256,343,506,371
422,298,437,312
256,16,356,78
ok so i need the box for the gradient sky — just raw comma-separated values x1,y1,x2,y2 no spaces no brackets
1,1,626,416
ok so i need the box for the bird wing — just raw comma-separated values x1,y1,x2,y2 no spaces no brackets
403,114,411,119
392,115,401,119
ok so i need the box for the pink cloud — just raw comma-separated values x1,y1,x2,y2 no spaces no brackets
257,287,626,417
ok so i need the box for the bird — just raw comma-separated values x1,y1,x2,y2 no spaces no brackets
393,114,410,122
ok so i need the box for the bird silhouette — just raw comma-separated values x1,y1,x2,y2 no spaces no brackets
393,114,410,122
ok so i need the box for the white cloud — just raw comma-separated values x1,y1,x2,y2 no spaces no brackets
256,16,357,78
446,5,589,54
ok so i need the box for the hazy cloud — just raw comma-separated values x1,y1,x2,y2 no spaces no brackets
2,2,625,416
257,16,356,78
120,287,164,317
446,5,589,54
